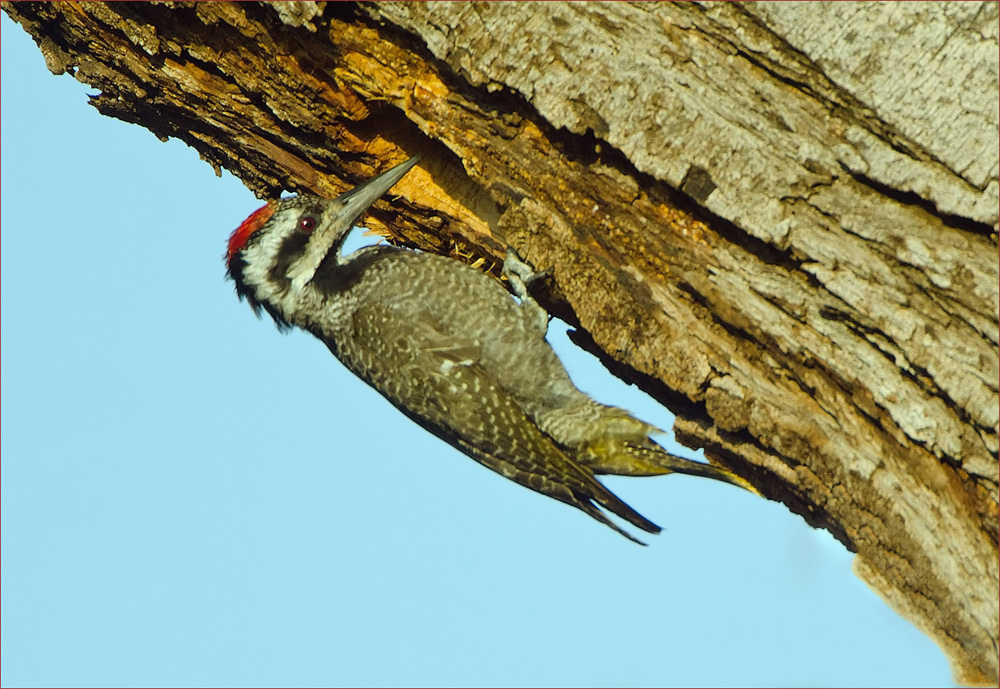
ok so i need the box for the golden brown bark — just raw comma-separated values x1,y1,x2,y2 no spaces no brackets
5,2,996,683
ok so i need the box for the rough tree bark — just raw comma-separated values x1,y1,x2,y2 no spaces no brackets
5,2,996,683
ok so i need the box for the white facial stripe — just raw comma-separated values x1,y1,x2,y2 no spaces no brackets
287,199,359,292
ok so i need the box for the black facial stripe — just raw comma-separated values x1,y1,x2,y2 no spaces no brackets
269,231,310,285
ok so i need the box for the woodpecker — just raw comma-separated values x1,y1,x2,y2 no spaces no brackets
226,157,756,543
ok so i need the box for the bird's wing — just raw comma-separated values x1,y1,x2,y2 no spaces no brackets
327,314,660,542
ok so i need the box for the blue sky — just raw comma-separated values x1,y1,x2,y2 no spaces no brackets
1,15,954,687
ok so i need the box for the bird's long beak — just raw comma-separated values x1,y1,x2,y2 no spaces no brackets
332,156,421,228
287,157,420,292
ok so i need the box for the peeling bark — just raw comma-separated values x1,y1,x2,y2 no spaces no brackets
4,1,996,683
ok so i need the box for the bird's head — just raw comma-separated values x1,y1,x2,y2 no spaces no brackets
225,157,419,326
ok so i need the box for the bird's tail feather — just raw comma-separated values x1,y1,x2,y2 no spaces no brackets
577,409,759,494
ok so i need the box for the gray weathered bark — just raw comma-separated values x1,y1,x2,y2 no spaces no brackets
4,2,996,683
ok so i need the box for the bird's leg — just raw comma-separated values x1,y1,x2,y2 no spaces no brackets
503,248,550,334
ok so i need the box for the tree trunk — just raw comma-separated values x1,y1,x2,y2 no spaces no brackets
5,1,996,683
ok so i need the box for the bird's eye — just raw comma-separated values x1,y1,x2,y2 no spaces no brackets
298,216,317,233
